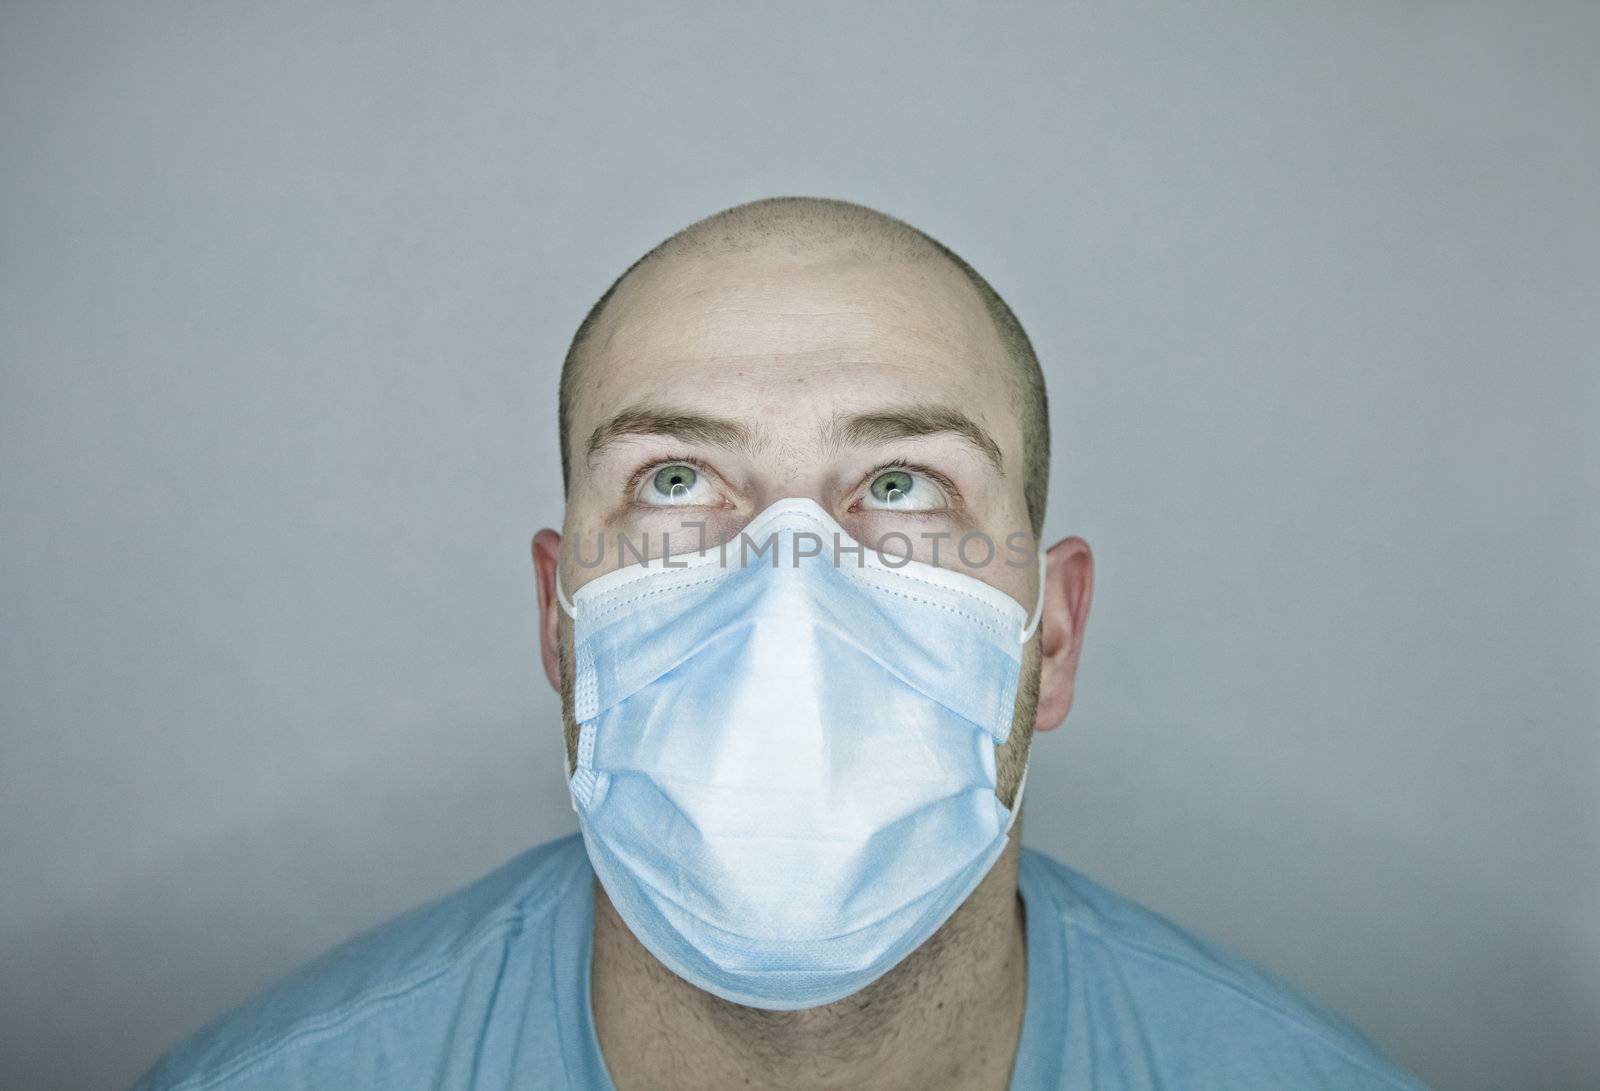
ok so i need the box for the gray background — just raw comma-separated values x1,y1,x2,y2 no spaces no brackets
3,3,1596,1089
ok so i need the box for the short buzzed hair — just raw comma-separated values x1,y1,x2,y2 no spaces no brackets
557,197,1051,536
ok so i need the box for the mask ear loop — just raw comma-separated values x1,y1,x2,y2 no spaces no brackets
1005,551,1047,821
1004,760,1031,825
554,570,577,620
1017,549,1048,644
553,569,580,808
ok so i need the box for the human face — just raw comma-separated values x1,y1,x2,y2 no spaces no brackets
534,242,1066,802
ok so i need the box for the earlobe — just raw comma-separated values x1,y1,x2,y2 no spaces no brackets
531,529,565,692
1033,536,1094,733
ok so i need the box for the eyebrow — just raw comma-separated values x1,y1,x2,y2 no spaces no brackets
832,405,1005,474
586,405,755,465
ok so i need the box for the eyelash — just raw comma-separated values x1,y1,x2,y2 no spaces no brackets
624,454,721,506
852,458,963,511
622,455,964,510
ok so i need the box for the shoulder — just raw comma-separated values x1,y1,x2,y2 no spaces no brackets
1018,848,1428,1090
130,834,592,1091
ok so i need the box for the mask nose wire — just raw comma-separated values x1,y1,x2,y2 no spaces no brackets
1018,549,1048,645
560,548,1048,636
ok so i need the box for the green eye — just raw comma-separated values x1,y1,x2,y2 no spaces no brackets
862,468,947,512
652,464,698,499
869,470,915,505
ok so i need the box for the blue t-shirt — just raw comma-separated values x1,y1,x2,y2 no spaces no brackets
131,834,1427,1090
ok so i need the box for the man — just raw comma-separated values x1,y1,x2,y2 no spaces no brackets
133,197,1425,1089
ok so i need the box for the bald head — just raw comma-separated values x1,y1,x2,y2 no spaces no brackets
557,196,1050,535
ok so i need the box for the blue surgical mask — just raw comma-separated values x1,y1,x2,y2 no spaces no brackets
556,497,1044,1010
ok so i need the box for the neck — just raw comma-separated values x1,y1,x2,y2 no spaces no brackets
590,826,1030,1091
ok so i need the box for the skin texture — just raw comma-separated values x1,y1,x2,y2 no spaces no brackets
530,202,1094,1089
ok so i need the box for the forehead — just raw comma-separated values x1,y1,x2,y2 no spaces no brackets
569,246,1019,451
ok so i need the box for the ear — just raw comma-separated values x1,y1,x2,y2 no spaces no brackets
531,528,565,693
1033,536,1094,733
